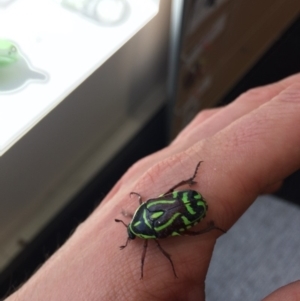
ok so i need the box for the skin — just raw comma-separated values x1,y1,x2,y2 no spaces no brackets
5,73,300,301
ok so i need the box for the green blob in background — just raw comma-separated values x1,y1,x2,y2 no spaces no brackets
0,39,18,66
0,39,47,93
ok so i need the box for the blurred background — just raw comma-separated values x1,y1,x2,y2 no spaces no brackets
0,0,300,299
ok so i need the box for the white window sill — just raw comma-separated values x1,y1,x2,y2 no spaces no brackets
0,0,159,156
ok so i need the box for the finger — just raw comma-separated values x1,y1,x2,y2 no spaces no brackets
117,73,300,192
262,281,300,301
172,107,220,143
102,75,300,205
173,73,300,148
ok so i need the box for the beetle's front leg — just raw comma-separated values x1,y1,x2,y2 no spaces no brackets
163,161,202,195
130,192,143,204
121,192,142,218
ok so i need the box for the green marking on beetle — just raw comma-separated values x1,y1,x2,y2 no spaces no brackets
147,200,176,208
181,215,191,226
139,233,156,239
143,209,152,229
197,200,206,207
182,192,197,215
154,212,180,232
115,161,226,279
150,211,164,219
186,204,196,215
134,220,141,227
182,192,188,203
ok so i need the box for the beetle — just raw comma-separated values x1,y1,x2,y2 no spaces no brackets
115,161,225,278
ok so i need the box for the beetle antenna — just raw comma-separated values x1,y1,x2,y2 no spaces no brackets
115,219,128,227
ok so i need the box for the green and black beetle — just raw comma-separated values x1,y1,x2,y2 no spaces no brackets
115,161,225,278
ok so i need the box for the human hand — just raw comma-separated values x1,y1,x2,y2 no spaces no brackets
7,74,300,301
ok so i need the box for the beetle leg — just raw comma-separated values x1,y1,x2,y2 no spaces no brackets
184,221,226,236
163,161,203,195
119,237,131,250
115,219,132,249
154,239,178,278
140,240,148,279
130,192,143,204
